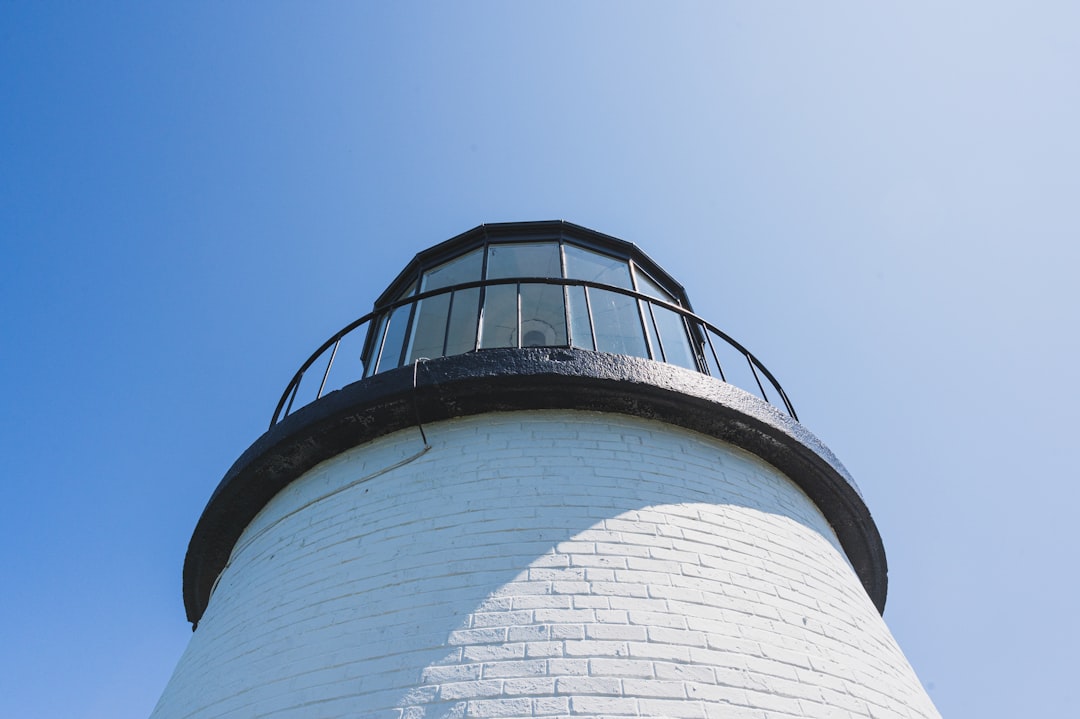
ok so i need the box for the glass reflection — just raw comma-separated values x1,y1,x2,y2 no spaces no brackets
634,270,675,302
590,288,648,358
651,305,697,371
519,283,567,347
406,293,451,363
445,288,480,356
479,284,518,349
565,245,632,289
423,248,483,291
376,305,411,374
641,300,660,360
363,313,389,378
566,285,595,351
487,242,561,279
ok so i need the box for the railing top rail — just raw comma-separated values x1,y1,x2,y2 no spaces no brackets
270,276,797,427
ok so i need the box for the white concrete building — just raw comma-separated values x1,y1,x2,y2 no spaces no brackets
152,222,940,718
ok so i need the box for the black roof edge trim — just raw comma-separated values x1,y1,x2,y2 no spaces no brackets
374,221,690,311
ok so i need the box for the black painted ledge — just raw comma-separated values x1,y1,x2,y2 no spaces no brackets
183,348,888,625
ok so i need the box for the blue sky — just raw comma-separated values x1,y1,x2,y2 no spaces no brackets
2,3,1077,717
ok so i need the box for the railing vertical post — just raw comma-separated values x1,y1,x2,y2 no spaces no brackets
317,340,341,400
747,354,769,402
704,331,726,383
283,373,302,420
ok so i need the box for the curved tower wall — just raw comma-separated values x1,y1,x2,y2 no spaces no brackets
152,411,938,719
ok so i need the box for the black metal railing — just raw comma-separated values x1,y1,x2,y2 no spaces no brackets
270,278,798,427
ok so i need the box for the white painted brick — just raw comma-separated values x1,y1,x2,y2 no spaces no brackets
502,677,556,696
471,611,535,628
621,679,687,698
554,676,621,695
467,697,533,717
656,663,716,684
551,581,591,595
152,411,940,719
569,695,638,715
742,687,805,714
529,567,585,581
570,595,610,609
438,680,504,701
512,595,572,610
625,609,687,628
523,642,564,658
562,640,628,657
462,644,525,662
593,610,630,624
549,625,586,641
545,658,589,676
589,658,655,678
506,625,549,642
582,567,615,582
531,696,569,715
588,581,649,598
532,608,595,624
647,626,708,648
626,641,692,663
446,627,508,646
594,542,650,558
481,660,548,679
638,697,706,717
584,624,647,642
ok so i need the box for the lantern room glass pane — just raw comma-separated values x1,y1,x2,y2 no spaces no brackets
363,313,389,378
422,248,483,291
652,304,698,371
406,293,451,363
364,279,416,376
634,269,676,303
590,288,648,358
519,283,567,347
376,305,411,373
445,287,481,356
486,242,561,279
564,244,632,289
479,283,518,349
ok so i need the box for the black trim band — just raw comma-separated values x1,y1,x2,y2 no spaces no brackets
184,348,887,625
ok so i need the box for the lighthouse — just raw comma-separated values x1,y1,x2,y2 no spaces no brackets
152,221,939,718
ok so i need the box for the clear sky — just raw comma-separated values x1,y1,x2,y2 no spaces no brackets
2,3,1077,718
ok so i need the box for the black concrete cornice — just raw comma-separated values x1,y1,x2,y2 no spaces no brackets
183,348,887,626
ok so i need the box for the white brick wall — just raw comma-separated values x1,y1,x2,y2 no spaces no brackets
152,410,940,719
